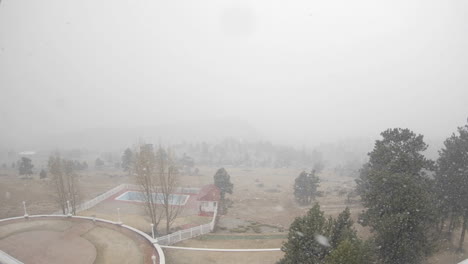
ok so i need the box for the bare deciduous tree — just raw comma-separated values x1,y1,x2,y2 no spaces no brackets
63,160,80,214
134,144,164,236
134,144,184,235
48,154,80,214
155,147,184,234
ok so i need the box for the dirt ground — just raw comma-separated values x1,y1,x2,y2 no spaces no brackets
164,237,285,264
0,168,130,218
0,217,157,264
2,167,468,264
169,167,467,264
76,186,212,235
78,206,211,235
162,167,366,264
178,167,367,236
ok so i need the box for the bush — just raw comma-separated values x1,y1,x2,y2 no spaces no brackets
230,228,247,233
252,225,262,233
338,188,347,196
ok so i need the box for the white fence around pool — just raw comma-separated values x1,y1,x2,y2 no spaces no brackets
156,203,218,246
53,183,127,215
156,222,212,245
76,184,126,212
52,183,218,246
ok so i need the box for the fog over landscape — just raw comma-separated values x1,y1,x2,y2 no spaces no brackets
1,0,467,152
2,2,468,264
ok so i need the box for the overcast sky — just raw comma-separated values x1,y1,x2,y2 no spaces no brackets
1,0,467,149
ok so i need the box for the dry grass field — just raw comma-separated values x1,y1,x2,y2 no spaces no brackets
1,166,468,263
0,168,130,218
178,166,366,233
162,166,367,264
165,238,285,264
168,166,468,264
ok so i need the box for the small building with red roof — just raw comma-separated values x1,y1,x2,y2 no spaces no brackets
197,184,220,215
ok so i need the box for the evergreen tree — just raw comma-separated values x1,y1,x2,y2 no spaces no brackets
39,169,47,179
324,239,375,264
121,148,134,172
279,205,364,264
356,128,437,264
95,158,104,168
180,153,195,167
435,120,468,249
18,157,33,178
329,207,355,249
279,204,333,264
294,171,309,205
213,168,233,200
294,170,320,205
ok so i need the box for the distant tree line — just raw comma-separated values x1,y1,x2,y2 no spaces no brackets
12,156,88,180
169,138,324,168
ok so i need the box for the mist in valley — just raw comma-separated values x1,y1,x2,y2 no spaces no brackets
1,0,467,153
1,1,468,264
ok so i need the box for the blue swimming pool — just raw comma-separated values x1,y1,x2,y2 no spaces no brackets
115,191,189,205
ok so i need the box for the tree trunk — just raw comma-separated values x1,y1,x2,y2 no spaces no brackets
219,194,226,214
449,212,456,237
459,213,468,251
152,223,159,237
165,204,170,234
439,218,446,234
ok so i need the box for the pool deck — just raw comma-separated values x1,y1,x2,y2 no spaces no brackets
100,188,202,216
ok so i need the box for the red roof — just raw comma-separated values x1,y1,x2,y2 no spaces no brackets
197,184,220,202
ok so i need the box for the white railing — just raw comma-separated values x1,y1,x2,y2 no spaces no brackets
159,245,281,252
0,215,165,264
0,250,24,264
76,184,126,213
54,183,202,215
156,203,218,245
156,223,212,245
50,182,219,246
53,184,127,215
